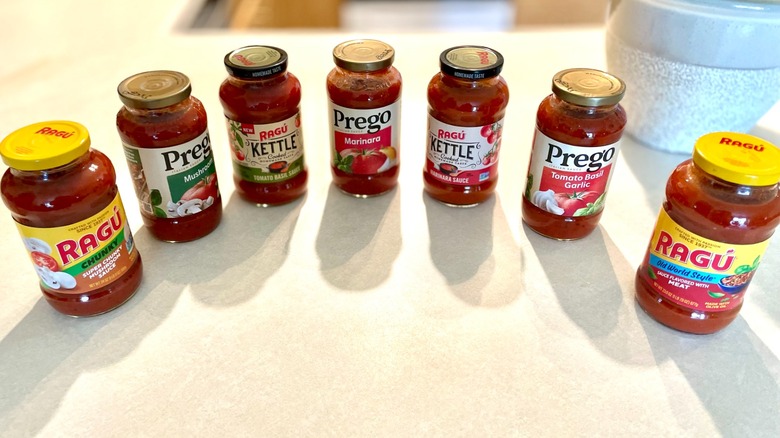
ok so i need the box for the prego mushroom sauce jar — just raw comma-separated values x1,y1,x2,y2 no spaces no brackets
1,121,144,317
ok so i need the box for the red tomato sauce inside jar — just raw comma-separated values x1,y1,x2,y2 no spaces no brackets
425,46,509,207
1,121,143,316
327,39,402,197
635,132,780,334
117,70,222,242
522,68,626,240
219,46,307,206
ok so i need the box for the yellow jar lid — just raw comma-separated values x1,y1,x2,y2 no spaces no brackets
693,132,780,186
0,121,90,171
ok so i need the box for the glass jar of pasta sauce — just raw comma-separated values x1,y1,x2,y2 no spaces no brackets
219,45,307,206
522,68,626,239
327,39,402,197
117,70,222,242
1,121,144,317
425,46,509,207
636,132,780,334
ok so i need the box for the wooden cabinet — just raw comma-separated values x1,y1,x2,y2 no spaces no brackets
228,0,342,28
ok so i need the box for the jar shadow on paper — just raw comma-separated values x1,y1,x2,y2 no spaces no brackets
315,184,401,292
424,193,521,307
525,225,657,365
637,310,780,436
187,192,304,306
0,224,187,436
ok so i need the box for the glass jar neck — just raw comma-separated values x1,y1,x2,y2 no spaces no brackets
123,97,192,116
10,150,90,180
228,71,289,86
440,72,499,88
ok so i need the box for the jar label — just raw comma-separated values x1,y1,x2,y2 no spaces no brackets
524,130,620,217
14,194,139,295
226,113,305,183
122,130,219,219
639,209,771,312
426,117,503,185
329,101,400,175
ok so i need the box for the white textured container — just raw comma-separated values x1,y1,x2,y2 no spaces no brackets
606,0,780,153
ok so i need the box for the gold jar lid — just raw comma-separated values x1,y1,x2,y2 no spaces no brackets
117,70,192,110
333,39,394,72
224,46,288,79
552,68,625,107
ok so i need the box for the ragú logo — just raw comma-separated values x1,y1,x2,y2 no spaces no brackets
653,230,734,271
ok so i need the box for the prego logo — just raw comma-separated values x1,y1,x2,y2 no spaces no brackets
333,108,391,134
161,134,212,171
545,144,615,172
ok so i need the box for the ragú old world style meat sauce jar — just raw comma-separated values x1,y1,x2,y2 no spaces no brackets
425,45,509,207
327,39,402,197
522,68,626,239
117,70,222,242
635,132,780,334
219,45,307,206
1,121,143,317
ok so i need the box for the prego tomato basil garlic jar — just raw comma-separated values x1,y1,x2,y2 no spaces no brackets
219,45,307,206
522,68,626,239
327,39,402,197
425,45,509,207
1,121,144,317
117,70,222,242
636,132,780,334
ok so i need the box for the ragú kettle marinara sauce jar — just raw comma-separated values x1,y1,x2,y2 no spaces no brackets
220,45,307,206
117,70,222,242
425,45,509,207
635,132,780,334
327,39,402,197
522,68,626,239
1,121,144,317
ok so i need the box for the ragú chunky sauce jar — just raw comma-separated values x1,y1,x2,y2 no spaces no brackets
522,68,626,239
425,45,509,207
327,39,402,197
635,132,780,334
117,70,222,242
0,121,144,317
219,45,307,206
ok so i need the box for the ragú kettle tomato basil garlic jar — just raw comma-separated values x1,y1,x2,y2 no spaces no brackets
522,68,627,240
117,70,222,242
1,121,144,317
220,45,308,206
635,132,780,334
425,45,509,207
327,39,402,197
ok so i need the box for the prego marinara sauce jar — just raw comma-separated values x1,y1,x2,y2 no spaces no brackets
1,121,144,317
425,45,509,207
327,39,402,197
522,68,626,240
117,70,222,242
636,132,780,334
220,45,307,206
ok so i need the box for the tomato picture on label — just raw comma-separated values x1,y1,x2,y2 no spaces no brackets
553,190,602,216
335,148,393,175
181,173,218,202
31,251,59,271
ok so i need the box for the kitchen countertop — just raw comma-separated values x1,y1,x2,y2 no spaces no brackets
1,1,779,436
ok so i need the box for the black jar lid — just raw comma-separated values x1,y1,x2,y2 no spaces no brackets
224,46,288,79
439,46,504,80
